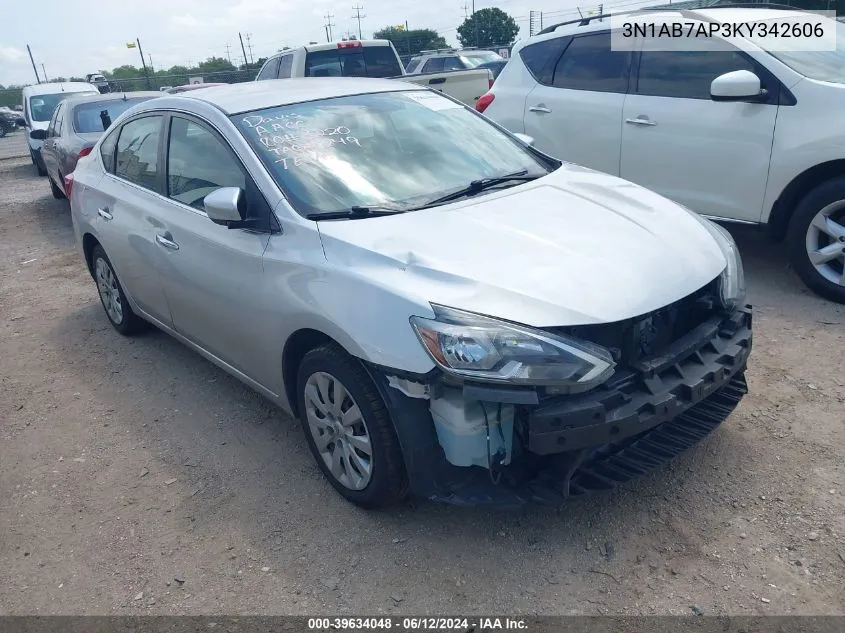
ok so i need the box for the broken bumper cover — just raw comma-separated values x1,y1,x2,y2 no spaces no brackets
373,307,752,507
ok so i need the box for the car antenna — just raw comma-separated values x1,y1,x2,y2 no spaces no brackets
122,92,127,101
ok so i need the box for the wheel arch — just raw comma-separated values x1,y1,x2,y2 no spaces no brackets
768,160,845,240
282,328,336,418
82,232,101,277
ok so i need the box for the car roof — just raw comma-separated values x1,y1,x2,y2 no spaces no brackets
22,82,99,97
63,91,162,107
165,77,421,115
535,7,815,40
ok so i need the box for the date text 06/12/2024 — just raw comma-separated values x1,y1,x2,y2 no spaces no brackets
307,617,529,630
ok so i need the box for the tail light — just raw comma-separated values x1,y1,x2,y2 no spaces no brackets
64,172,75,198
78,146,93,160
475,93,495,113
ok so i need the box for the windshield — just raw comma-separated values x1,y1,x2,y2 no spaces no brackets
73,97,153,133
459,51,503,68
767,19,845,83
232,91,551,217
28,92,96,122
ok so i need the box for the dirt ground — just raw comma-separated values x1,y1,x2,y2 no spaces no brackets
1,153,844,616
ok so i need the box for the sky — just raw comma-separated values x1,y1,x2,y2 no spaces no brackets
0,0,658,86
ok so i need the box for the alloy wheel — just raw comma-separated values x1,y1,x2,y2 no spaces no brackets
805,200,845,287
95,257,124,325
303,371,373,490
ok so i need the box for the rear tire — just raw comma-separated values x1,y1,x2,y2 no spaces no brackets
50,175,65,199
296,343,408,508
91,245,148,336
787,178,845,304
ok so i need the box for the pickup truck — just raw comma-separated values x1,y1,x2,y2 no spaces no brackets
254,40,493,107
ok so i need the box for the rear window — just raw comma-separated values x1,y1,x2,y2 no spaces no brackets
73,97,153,133
406,58,422,73
304,46,402,78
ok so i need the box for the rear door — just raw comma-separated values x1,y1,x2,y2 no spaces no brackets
91,114,173,326
620,36,778,221
523,30,630,175
156,114,272,382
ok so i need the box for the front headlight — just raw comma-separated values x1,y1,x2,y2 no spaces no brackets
686,211,746,311
410,305,616,391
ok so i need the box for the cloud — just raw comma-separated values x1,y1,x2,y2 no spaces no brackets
0,46,26,63
171,13,202,28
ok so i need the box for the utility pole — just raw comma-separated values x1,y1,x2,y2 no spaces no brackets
324,13,335,41
244,33,255,64
462,3,469,19
599,4,604,20
224,43,232,64
41,64,47,82
147,54,153,73
239,33,250,70
136,38,152,89
352,5,365,40
325,25,330,43
26,45,40,83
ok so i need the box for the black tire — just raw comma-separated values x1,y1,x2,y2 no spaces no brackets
91,245,148,335
50,175,65,199
296,343,408,508
0,123,7,138
31,149,47,177
787,177,845,304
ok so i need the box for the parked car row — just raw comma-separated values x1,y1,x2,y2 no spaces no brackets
476,6,845,303
254,40,494,107
62,75,751,508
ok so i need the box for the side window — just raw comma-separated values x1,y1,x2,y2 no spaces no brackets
519,36,571,86
552,31,630,93
167,117,245,211
99,126,119,173
115,115,162,190
442,56,464,71
277,54,293,78
422,57,445,73
47,104,60,137
54,104,64,136
406,58,421,73
636,41,758,100
256,56,281,80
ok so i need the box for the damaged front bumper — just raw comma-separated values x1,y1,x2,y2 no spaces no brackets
369,306,752,507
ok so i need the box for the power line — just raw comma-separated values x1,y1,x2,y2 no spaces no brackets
244,33,255,64
352,5,366,40
324,12,335,41
224,43,232,63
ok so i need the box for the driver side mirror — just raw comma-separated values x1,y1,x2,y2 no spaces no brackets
711,70,766,102
513,133,535,147
29,128,47,140
204,187,247,228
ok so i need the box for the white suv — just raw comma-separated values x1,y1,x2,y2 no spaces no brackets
479,7,845,303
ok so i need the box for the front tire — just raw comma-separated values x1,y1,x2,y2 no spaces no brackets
296,343,408,508
787,178,845,304
91,245,147,335
30,149,47,177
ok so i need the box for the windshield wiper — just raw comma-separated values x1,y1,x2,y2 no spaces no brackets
305,205,408,221
422,170,540,207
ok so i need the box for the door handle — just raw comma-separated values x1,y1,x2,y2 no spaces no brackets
529,105,551,114
428,77,446,85
625,116,657,126
97,207,113,221
155,233,180,250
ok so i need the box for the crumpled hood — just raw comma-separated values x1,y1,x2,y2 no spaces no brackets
317,164,727,327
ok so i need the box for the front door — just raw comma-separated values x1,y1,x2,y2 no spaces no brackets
154,114,271,384
620,38,778,222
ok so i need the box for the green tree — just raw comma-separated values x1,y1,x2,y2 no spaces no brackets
373,26,447,57
197,57,236,73
457,8,519,48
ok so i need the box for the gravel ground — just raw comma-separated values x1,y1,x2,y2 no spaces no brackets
0,130,28,161
1,155,844,616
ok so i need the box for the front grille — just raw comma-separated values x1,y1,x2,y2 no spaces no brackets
549,279,721,368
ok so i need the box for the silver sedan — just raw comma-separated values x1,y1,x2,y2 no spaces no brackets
33,92,160,200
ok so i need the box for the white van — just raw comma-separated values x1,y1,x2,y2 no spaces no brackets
22,82,99,176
